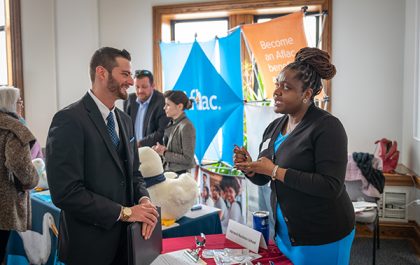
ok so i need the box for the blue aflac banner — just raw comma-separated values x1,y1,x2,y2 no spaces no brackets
160,28,243,164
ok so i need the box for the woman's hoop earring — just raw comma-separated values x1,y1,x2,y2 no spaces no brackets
303,98,308,104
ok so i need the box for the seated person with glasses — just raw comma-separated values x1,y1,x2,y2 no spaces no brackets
124,70,170,147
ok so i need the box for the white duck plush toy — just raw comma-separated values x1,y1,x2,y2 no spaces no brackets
32,158,48,190
138,147,198,224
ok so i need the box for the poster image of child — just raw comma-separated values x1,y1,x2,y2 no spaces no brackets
220,176,245,227
201,184,214,207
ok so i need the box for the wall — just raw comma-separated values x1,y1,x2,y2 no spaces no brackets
402,0,420,224
21,0,417,179
332,0,404,154
21,0,57,147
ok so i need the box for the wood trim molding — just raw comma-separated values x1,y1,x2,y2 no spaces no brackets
4,0,24,114
153,0,332,109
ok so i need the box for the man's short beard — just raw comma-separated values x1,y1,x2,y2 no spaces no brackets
107,75,128,100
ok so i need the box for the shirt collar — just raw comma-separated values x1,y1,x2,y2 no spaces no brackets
136,90,154,106
88,89,116,122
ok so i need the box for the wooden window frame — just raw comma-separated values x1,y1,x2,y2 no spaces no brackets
153,0,332,109
4,0,24,103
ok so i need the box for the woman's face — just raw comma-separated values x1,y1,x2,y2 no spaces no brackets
273,69,308,114
164,98,183,119
224,187,237,204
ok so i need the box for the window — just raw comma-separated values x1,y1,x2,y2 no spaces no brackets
172,18,228,42
0,0,24,98
0,0,7,85
415,1,420,140
255,12,321,48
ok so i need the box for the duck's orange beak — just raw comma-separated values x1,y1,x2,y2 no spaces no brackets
50,223,59,237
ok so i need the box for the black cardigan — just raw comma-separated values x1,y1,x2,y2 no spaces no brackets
248,104,355,246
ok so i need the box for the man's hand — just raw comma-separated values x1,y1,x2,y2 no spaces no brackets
128,200,159,239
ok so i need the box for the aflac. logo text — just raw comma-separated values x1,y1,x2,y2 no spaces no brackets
189,89,221,110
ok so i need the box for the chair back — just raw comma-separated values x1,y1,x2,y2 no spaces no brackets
345,180,376,203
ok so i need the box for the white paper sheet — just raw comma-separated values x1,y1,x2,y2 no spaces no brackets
151,249,206,265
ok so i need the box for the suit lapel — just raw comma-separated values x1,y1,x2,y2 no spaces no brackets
115,110,132,175
115,109,135,203
83,93,125,176
167,115,186,149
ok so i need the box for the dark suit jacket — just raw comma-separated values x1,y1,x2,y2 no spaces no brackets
123,91,169,147
46,93,149,265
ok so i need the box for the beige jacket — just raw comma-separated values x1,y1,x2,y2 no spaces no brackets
0,112,38,231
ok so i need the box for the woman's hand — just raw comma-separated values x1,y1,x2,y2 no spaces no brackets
152,142,167,156
233,145,254,176
236,157,275,177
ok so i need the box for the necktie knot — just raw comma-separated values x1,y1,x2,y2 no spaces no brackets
106,112,120,148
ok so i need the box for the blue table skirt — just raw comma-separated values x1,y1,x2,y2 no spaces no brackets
6,193,61,265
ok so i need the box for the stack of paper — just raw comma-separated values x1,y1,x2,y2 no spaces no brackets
352,201,377,213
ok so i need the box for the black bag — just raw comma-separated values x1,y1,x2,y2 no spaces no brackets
127,207,162,265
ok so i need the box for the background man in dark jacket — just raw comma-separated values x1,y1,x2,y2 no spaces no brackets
123,70,169,147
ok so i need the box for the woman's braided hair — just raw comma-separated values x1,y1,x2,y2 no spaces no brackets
283,47,336,99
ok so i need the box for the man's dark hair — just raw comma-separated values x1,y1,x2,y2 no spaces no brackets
89,47,131,82
134,69,154,85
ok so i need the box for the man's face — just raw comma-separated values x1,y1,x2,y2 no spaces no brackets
107,57,134,101
135,76,154,102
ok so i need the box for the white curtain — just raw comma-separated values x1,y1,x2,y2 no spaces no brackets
244,103,283,161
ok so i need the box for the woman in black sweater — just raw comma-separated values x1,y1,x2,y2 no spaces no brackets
234,47,355,265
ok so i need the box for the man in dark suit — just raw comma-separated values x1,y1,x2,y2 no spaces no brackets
123,70,169,147
46,47,159,265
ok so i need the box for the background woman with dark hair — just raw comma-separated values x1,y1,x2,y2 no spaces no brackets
153,90,196,174
0,86,39,264
234,47,355,265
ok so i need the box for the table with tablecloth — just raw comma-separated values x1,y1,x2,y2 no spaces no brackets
5,192,222,265
162,234,293,265
6,192,61,265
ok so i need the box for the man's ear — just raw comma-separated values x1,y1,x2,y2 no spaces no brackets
96,66,107,81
